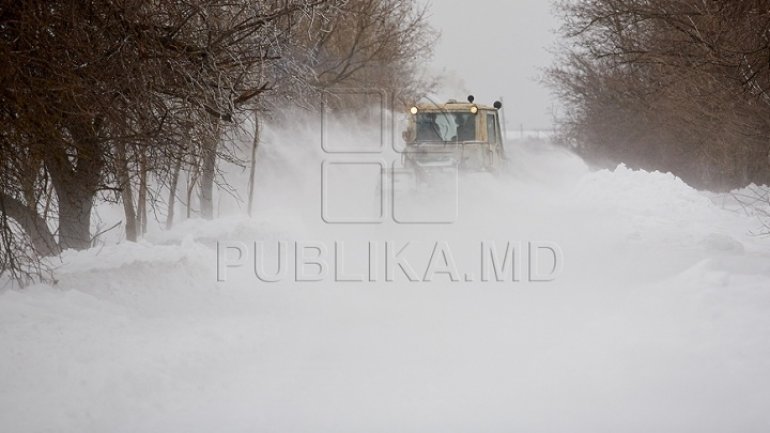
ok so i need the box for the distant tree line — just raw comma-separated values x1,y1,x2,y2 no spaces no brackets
0,0,435,283
549,0,770,191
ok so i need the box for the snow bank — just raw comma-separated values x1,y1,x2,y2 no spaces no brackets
574,163,714,217
566,163,763,253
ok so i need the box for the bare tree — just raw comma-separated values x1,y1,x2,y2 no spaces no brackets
1,0,439,283
0,0,332,280
549,0,770,190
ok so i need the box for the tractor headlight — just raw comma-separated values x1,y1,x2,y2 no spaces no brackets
410,106,419,115
470,106,478,114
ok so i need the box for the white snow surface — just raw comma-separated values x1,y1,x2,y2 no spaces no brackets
2,133,770,432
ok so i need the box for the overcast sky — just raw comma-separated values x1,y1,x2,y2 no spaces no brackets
422,0,559,129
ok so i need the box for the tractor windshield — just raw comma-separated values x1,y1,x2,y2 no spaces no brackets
415,112,476,142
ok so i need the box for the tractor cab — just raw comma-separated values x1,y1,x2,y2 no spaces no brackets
402,96,505,172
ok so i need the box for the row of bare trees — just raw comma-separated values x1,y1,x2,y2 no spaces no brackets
548,0,770,191
0,0,436,283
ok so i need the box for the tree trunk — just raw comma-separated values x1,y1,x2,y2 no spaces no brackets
115,142,138,242
137,150,148,235
247,111,260,217
0,193,60,257
44,119,104,251
166,157,182,230
186,159,200,219
200,125,219,220
57,184,95,250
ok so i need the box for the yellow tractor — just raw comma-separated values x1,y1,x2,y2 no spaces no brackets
402,96,506,174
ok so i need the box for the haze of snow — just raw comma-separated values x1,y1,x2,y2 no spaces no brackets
1,111,770,433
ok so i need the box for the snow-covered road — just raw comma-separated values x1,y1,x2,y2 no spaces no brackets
2,140,770,432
